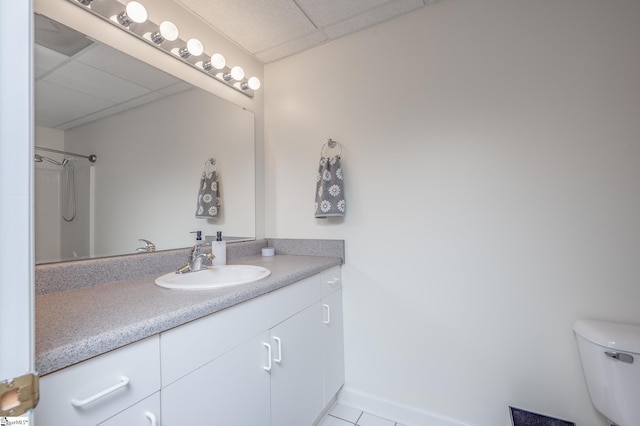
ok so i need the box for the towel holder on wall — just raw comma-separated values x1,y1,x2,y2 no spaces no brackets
321,138,343,157
203,157,217,172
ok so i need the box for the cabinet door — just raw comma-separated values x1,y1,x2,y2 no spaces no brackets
322,290,345,404
99,393,160,426
35,336,160,426
270,304,324,426
162,332,270,426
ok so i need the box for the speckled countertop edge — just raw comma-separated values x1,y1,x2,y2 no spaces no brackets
36,254,341,375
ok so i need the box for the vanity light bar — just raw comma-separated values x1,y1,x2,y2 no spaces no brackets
67,0,260,98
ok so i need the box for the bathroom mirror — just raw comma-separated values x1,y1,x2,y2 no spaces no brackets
34,14,255,264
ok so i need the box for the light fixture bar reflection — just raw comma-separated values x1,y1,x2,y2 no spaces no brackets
67,0,259,98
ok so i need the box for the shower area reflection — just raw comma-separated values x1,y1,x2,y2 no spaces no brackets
34,142,95,263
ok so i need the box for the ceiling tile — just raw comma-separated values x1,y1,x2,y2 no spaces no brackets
177,0,316,53
255,30,328,63
296,0,399,27
75,44,182,91
34,13,94,57
35,44,69,79
59,92,166,130
43,61,150,104
35,80,114,129
324,0,426,40
158,81,194,96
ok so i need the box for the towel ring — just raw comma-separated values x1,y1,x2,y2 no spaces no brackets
203,157,217,172
321,139,343,157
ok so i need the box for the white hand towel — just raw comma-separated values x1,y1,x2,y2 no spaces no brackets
315,155,345,218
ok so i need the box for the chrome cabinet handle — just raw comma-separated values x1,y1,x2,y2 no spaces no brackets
70,376,130,407
263,342,272,371
323,304,331,324
605,351,634,364
273,336,282,364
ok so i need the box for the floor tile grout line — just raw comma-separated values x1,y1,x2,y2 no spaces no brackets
328,413,357,425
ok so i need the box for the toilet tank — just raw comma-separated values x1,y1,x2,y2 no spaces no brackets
574,320,640,426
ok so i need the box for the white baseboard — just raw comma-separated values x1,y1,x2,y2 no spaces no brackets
337,386,477,426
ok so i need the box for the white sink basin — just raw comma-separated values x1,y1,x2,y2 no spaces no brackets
155,265,271,290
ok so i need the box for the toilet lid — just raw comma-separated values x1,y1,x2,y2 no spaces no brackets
574,319,640,354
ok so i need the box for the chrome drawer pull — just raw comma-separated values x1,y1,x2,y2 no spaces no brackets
70,376,130,407
605,351,634,364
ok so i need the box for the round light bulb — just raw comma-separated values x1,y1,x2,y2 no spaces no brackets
210,53,226,70
125,2,147,24
230,66,245,81
159,21,178,41
247,76,261,90
187,38,204,56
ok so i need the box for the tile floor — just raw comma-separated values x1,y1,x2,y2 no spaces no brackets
317,403,407,426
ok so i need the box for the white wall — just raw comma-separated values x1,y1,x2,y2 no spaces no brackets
264,0,640,424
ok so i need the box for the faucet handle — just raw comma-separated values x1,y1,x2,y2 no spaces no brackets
190,241,211,258
136,239,156,253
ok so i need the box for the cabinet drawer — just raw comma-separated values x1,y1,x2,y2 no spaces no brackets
99,392,160,426
36,336,160,426
321,266,342,297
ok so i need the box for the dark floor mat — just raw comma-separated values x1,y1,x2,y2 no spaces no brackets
510,407,576,426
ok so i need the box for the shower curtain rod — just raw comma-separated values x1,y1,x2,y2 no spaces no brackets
35,146,97,163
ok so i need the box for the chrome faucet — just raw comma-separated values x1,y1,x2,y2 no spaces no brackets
136,239,156,253
177,242,215,274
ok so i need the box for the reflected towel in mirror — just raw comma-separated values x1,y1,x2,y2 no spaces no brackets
315,156,345,218
196,170,220,219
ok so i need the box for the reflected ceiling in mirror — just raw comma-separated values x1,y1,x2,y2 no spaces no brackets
35,14,192,130
34,14,256,264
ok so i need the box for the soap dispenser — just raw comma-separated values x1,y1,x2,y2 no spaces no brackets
191,230,203,243
211,231,226,265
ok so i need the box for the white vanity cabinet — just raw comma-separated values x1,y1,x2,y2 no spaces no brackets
35,266,343,426
161,332,271,425
35,336,161,426
321,266,344,406
161,266,343,426
269,302,324,426
322,288,345,405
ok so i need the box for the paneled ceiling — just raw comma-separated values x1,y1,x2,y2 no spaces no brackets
176,0,443,63
35,1,443,129
35,14,190,130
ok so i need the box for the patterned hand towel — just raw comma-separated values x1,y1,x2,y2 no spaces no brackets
315,156,345,218
195,170,221,219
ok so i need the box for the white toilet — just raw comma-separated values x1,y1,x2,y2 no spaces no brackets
574,319,640,426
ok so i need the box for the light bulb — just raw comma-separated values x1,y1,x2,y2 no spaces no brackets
152,21,178,44
242,77,261,91
179,38,204,58
117,1,147,27
203,53,226,72
230,66,245,81
248,77,261,90
187,39,204,56
210,53,226,70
